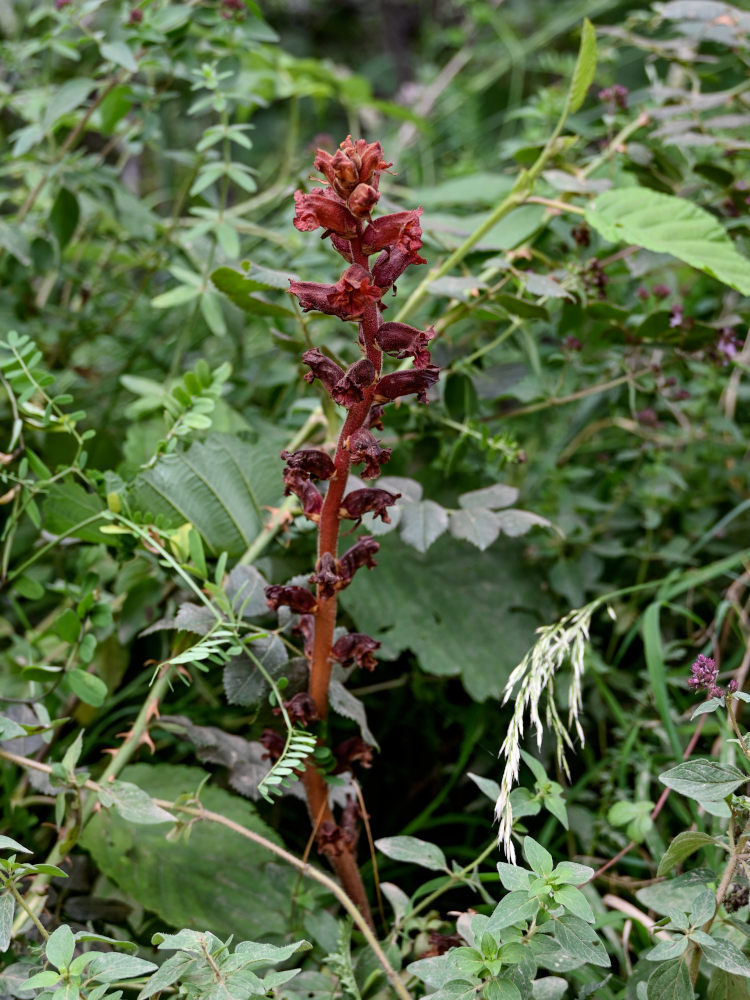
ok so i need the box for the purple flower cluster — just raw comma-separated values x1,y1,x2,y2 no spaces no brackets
688,653,738,699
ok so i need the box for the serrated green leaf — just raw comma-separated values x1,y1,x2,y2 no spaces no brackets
398,500,449,553
98,781,175,825
586,188,750,295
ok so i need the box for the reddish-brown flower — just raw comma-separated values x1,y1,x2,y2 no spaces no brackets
345,427,391,479
301,348,345,392
339,536,380,581
314,136,392,199
281,448,335,481
334,736,374,772
374,364,440,404
316,820,348,857
293,188,358,239
272,692,319,727
265,585,317,614
259,729,285,762
376,321,434,368
348,183,380,219
372,245,427,289
331,632,380,670
309,553,342,600
290,266,382,320
282,468,323,521
331,358,377,407
361,209,423,255
339,488,401,524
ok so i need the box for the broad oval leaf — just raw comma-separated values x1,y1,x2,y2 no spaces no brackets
449,508,501,551
700,937,750,977
646,956,695,1000
398,500,449,553
486,891,539,933
375,835,448,871
657,830,718,877
659,760,748,801
586,187,750,295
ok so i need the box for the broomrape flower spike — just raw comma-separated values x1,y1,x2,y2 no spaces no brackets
262,136,439,921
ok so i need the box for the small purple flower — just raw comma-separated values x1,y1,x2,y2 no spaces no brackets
688,653,724,698
669,304,684,328
652,284,671,300
717,327,741,364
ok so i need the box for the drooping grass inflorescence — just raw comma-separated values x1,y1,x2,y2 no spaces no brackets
263,136,438,921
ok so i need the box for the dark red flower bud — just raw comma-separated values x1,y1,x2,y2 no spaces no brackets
330,148,360,192
364,404,385,431
339,536,379,580
374,364,440,404
345,427,391,479
372,245,427,289
348,183,379,219
301,347,345,391
331,632,380,670
331,358,376,407
375,321,434,368
334,736,374,772
361,209,423,255
281,448,335,481
265,585,317,614
272,692,319,727
339,488,400,525
290,279,340,316
259,729,285,762
309,552,343,599
282,468,323,521
293,189,358,239
128,7,143,23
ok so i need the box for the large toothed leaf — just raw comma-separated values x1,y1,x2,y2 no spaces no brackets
81,764,309,940
340,533,548,702
130,431,285,556
586,187,750,294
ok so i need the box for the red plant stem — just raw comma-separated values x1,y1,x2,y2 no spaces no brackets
302,236,382,929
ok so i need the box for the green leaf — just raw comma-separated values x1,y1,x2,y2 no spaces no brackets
50,188,80,250
42,79,95,131
567,19,597,114
636,869,715,917
81,764,311,940
0,835,32,854
658,831,718,877
398,500,449,552
486,891,539,933
0,893,13,952
459,483,518,510
375,835,448,871
65,669,107,707
496,862,532,892
88,954,156,983
46,925,75,971
647,937,690,962
53,608,80,643
340,534,549,702
328,678,379,748
98,781,176,825
151,284,201,309
708,968,750,1000
647,956,695,999
448,508,501,551
659,760,748,801
700,938,750,977
137,954,195,1000
586,188,750,295
130,431,285,556
552,914,609,968
42,483,107,543
211,267,295,318
553,885,594,923
485,980,522,1000
23,971,62,989
222,636,289,707
99,40,138,73
524,837,553,876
